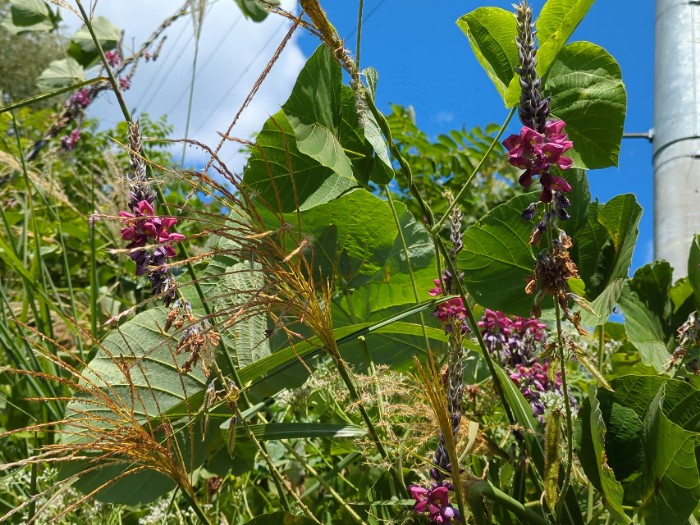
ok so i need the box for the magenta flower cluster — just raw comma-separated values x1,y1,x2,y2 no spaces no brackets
429,278,470,335
61,130,81,151
408,482,461,524
69,89,91,109
502,119,574,203
104,50,121,67
509,361,563,420
478,309,546,367
119,199,185,276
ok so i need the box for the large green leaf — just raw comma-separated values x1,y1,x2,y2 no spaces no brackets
459,193,536,316
282,46,355,185
292,189,399,288
334,202,436,319
62,308,208,504
535,0,594,77
209,261,271,368
547,42,626,170
456,8,518,103
68,16,121,68
586,385,630,524
243,110,356,213
688,234,700,305
36,58,84,91
504,0,595,106
617,262,675,372
1,0,55,33
572,194,641,325
640,383,700,522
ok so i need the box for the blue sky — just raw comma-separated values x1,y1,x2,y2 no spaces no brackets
89,1,654,271
295,1,655,271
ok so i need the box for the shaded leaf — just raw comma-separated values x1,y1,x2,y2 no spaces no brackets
587,385,630,524
640,383,700,523
573,195,641,325
618,262,675,372
688,234,700,305
68,17,121,68
36,58,84,91
459,193,536,316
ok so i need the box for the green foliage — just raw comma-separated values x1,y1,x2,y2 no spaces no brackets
4,0,699,524
459,193,536,317
547,42,626,169
456,8,518,102
67,16,121,67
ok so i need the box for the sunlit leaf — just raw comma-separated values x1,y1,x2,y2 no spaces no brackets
36,58,84,91
457,7,518,103
547,42,626,170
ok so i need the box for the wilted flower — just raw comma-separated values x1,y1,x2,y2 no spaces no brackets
408,482,461,524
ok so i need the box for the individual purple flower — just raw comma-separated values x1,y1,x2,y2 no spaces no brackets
119,77,131,91
104,50,121,67
429,278,470,335
60,129,81,151
502,119,574,203
409,482,461,524
69,89,91,109
509,361,562,421
119,199,185,277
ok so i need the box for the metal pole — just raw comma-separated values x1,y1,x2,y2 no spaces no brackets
654,0,700,277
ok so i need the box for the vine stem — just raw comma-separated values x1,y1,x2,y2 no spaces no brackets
384,187,431,352
430,106,516,235
355,0,364,70
235,405,323,525
466,479,550,525
553,299,574,522
329,344,407,494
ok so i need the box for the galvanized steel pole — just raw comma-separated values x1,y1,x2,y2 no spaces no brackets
654,0,700,276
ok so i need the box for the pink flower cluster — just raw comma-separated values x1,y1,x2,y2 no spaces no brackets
104,50,121,67
502,119,574,203
69,89,91,109
408,482,460,524
509,361,563,420
119,200,185,275
61,130,81,151
429,279,470,335
478,309,546,367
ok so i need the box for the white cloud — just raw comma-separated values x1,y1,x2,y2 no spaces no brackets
69,0,306,171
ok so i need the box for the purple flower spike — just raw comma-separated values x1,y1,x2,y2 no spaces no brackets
409,482,461,524
502,119,574,204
